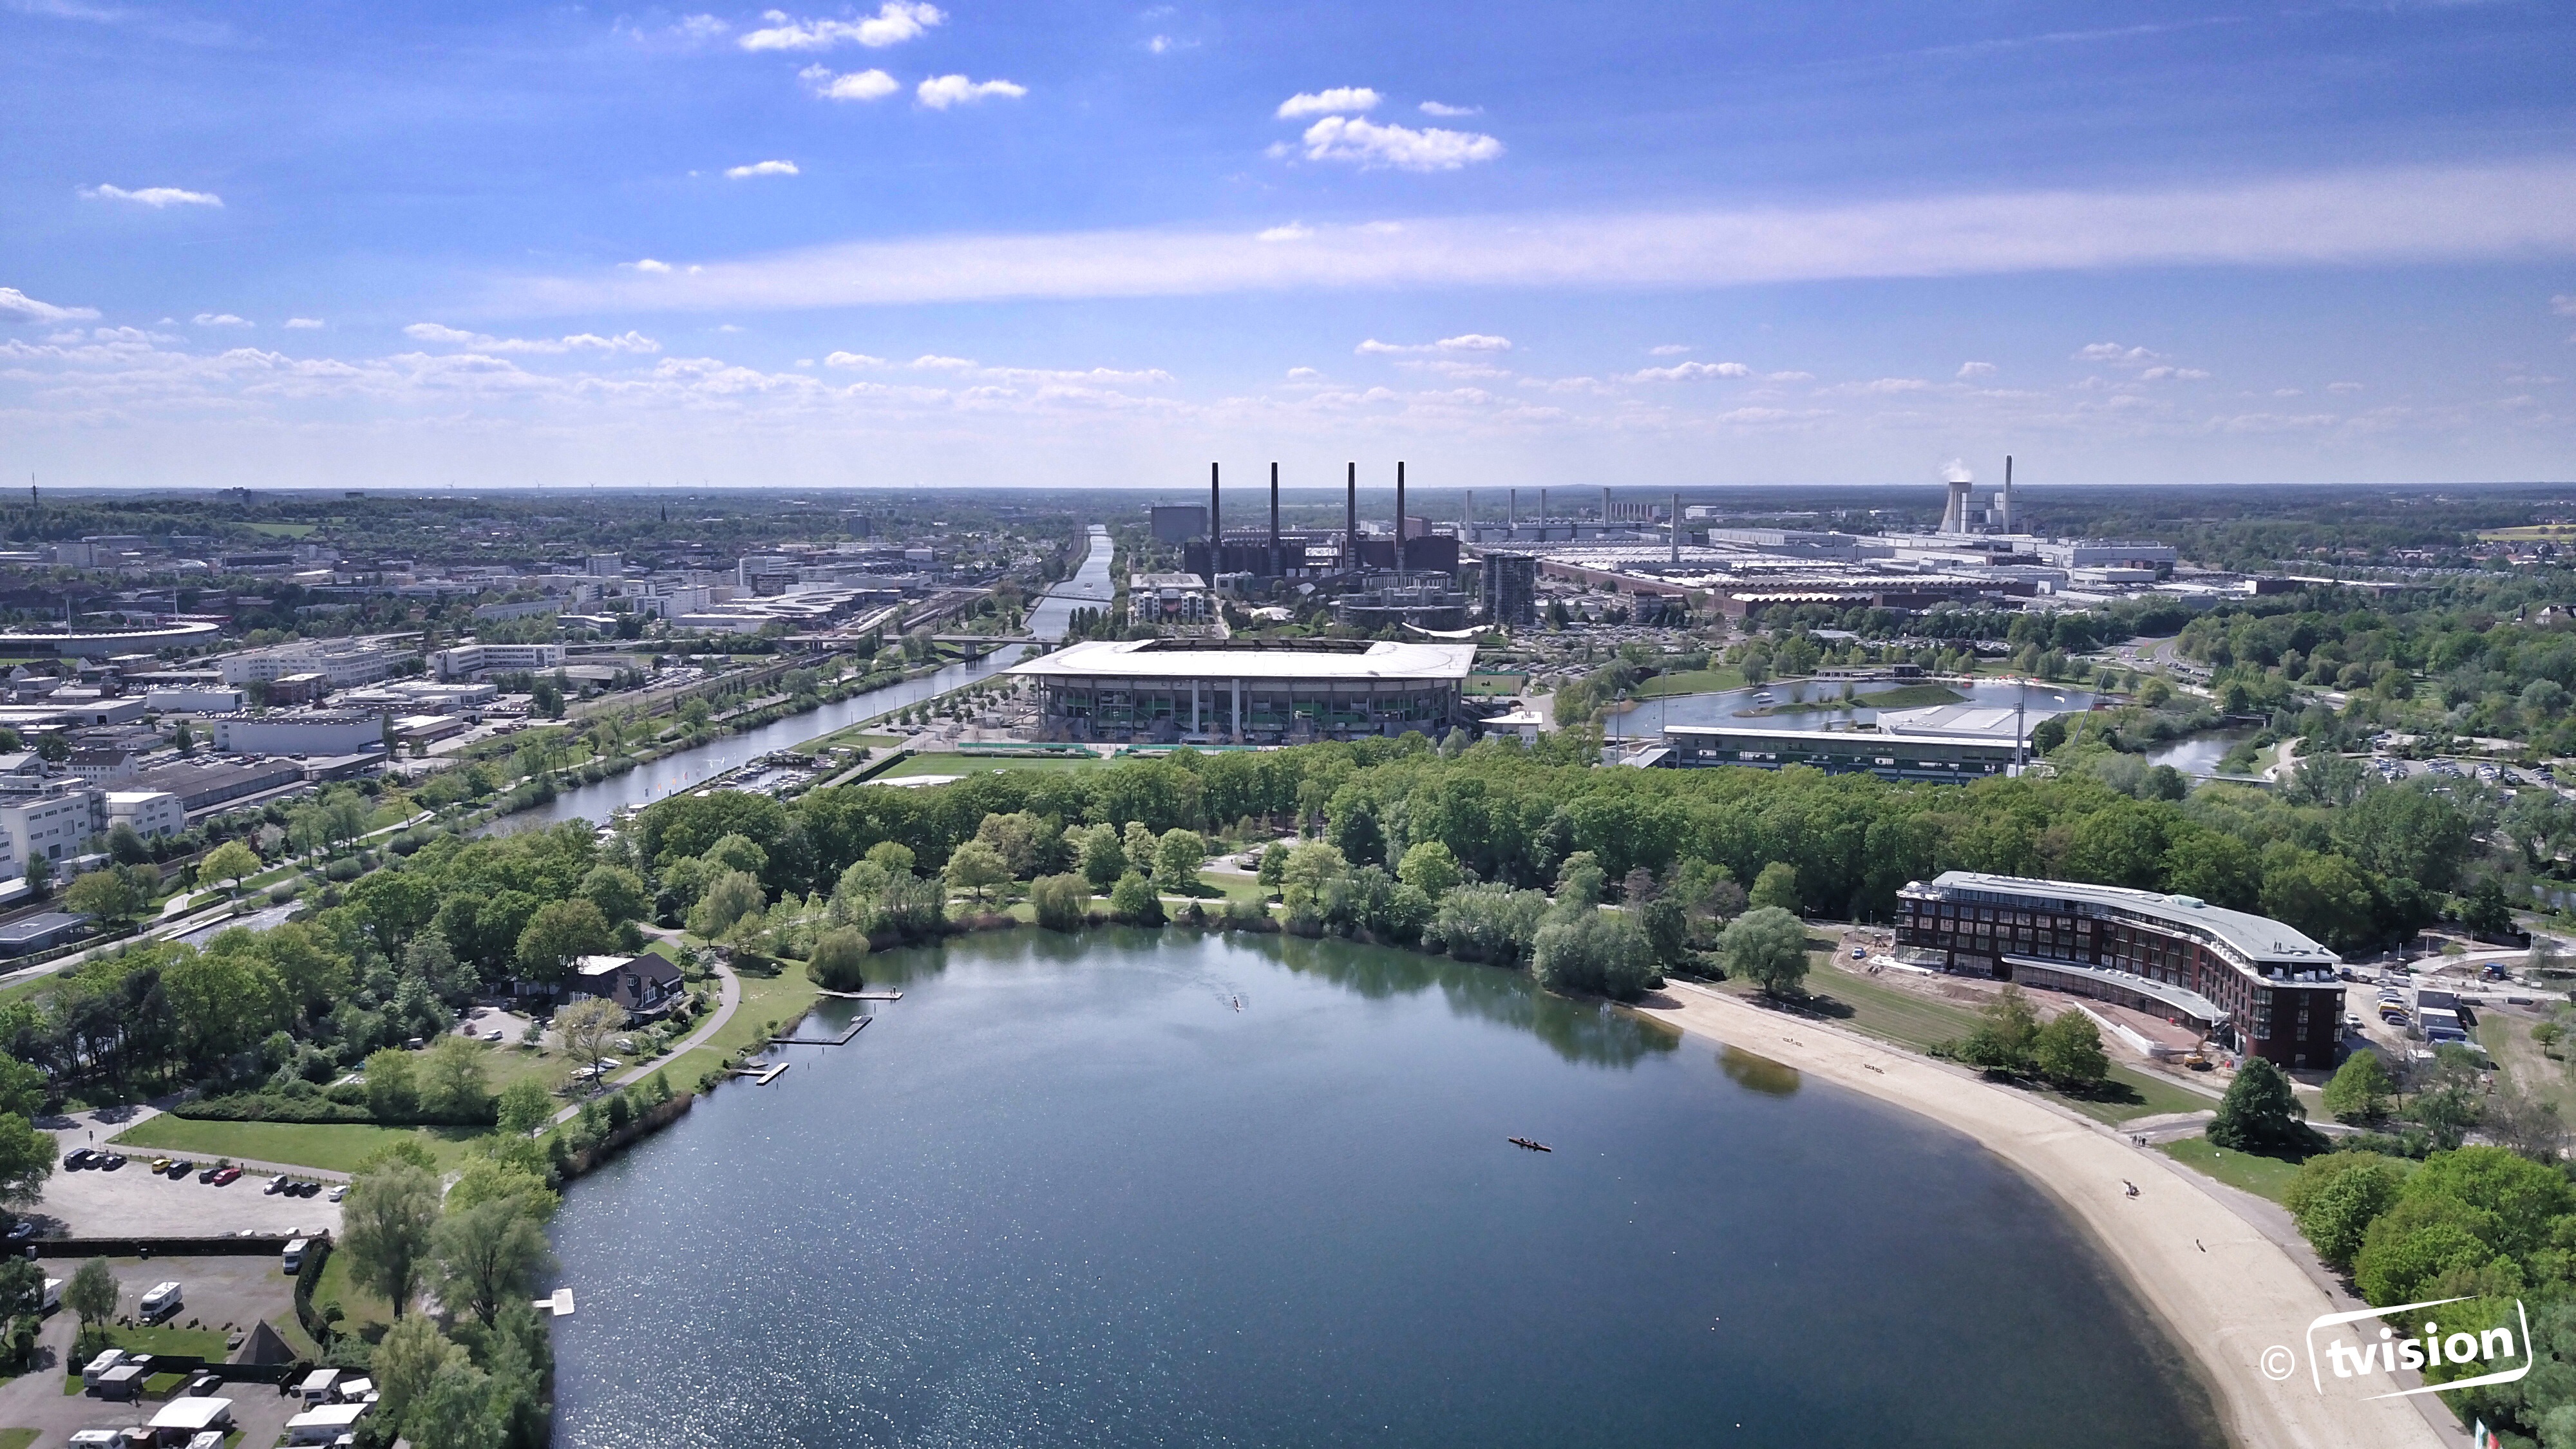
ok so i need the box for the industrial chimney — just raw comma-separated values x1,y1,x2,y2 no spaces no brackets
1345,462,1358,575
1209,462,1220,544
1395,461,1407,584
1671,491,1683,566
1269,462,1281,576
2002,455,2014,533
1939,461,1975,534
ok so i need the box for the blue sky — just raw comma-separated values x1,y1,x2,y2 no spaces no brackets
4,0,2574,490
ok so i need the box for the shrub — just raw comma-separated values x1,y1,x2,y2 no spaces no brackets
808,927,871,991
1029,873,1090,933
1108,872,1164,926
269,881,301,904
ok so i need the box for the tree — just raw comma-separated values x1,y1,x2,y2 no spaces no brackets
1077,826,1127,891
1030,873,1090,932
515,898,614,987
1396,841,1462,898
2207,1056,2307,1151
1717,907,1809,997
198,838,261,896
373,1312,465,1428
64,1257,117,1330
580,864,650,925
0,1113,55,1209
556,997,627,1092
342,1161,443,1318
1153,829,1208,894
687,869,766,939
0,1058,44,1118
2320,1051,2394,1124
364,1048,420,1120
942,840,1010,905
417,1034,491,1121
63,866,147,925
2353,1193,2502,1307
435,1195,556,1327
1748,862,1801,914
495,1077,554,1137
1279,842,1348,918
2032,1009,2109,1089
1953,985,2041,1074
106,822,150,866
808,927,870,990
1531,909,1659,1001
1553,851,1605,906
1108,871,1164,926
1256,842,1289,895
2284,1153,2405,1270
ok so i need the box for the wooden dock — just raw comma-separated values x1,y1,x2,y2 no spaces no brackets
777,1016,871,1047
726,1063,791,1084
815,990,902,1001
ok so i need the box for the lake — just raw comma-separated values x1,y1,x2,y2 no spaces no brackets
548,931,2221,1449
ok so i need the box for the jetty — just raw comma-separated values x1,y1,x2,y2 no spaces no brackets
727,1063,791,1085
778,1016,871,1047
815,990,903,1001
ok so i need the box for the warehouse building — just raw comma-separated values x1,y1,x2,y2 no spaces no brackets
1010,639,1478,743
1895,871,2344,1067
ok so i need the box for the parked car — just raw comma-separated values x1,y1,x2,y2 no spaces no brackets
165,1159,194,1179
97,1153,126,1170
210,1166,242,1186
327,1184,349,1202
5,1220,35,1242
147,1158,172,1174
294,1179,321,1198
197,1163,225,1183
62,1148,95,1170
263,1175,288,1195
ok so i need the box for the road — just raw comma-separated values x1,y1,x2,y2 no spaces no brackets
549,944,741,1126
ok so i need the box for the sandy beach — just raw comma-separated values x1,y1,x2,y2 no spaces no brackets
1633,979,2447,1449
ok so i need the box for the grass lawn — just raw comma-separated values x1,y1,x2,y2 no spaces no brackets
57,1323,231,1391
1464,671,1527,696
2483,1012,2576,1122
1854,683,1971,710
876,753,1104,779
2047,1065,2217,1125
478,1039,572,1098
314,1244,395,1334
2158,1137,2311,1204
1710,958,1983,1052
0,1428,38,1449
1191,871,1270,905
1636,667,1748,699
109,1117,487,1174
659,960,822,1091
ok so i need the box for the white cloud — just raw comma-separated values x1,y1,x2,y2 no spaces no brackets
1862,377,1929,392
1956,361,1996,378
2075,342,2159,364
1356,334,1511,355
1418,100,1481,117
1629,360,1750,381
283,317,325,329
628,259,674,274
1649,344,1692,355
2550,294,2576,316
1276,88,1379,119
193,313,252,328
2139,365,2211,381
1765,370,1814,382
1286,366,1323,379
2327,381,2364,393
81,183,222,209
1256,223,1314,242
726,160,801,179
402,322,659,354
0,288,100,325
823,350,885,368
739,3,942,51
801,65,899,100
909,354,976,369
917,74,1027,108
1296,116,1501,171
511,160,2576,314
1145,34,1193,54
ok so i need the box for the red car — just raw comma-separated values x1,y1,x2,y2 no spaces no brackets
209,1166,242,1186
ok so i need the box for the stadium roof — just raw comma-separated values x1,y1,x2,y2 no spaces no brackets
1010,639,1478,683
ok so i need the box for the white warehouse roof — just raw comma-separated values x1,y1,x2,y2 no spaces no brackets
1010,639,1478,683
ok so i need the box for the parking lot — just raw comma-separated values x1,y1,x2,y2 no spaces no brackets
0,1254,311,1448
24,1110,343,1239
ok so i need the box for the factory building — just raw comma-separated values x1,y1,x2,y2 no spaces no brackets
1010,638,1477,744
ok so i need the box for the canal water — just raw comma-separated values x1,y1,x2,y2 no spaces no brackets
1605,677,2096,741
548,931,2221,1449
502,527,1110,829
